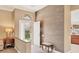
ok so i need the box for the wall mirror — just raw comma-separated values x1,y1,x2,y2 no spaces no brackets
19,15,32,42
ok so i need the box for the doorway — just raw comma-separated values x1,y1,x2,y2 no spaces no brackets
71,10,79,45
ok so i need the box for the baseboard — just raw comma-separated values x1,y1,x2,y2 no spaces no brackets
14,47,21,53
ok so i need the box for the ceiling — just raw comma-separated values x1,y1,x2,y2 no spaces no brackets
0,5,47,12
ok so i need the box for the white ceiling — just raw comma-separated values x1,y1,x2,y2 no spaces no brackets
0,5,47,12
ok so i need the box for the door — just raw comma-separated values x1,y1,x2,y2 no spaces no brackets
33,21,40,47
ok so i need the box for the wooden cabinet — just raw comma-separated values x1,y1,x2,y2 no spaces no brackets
71,35,79,44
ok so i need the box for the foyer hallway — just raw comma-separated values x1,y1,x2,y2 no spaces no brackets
0,48,17,53
68,44,79,53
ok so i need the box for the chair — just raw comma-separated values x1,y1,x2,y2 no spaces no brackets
3,37,14,48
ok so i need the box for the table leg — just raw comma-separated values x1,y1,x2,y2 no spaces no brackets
42,45,43,50
51,45,53,52
48,47,50,53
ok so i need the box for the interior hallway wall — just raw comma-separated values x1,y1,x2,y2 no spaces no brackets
64,6,71,52
14,9,34,53
71,5,79,11
0,10,13,39
37,5,64,52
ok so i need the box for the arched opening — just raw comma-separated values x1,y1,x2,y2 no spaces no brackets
71,10,79,45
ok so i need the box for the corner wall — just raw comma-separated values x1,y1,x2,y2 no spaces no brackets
14,9,34,53
64,6,71,52
37,5,64,52
0,10,13,39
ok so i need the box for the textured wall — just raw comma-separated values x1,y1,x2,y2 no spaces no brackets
14,9,34,53
0,10,14,27
64,6,71,52
15,38,31,53
37,5,64,52
0,26,5,39
71,5,79,11
14,9,34,37
0,10,13,39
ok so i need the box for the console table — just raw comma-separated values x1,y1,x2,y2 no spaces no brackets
41,43,54,53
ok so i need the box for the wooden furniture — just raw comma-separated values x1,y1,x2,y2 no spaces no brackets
0,40,4,50
3,37,14,48
71,35,79,44
41,43,54,53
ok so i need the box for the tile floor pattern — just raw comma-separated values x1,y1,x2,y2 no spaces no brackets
31,45,60,53
1,44,78,53
0,48,17,53
0,46,58,53
31,45,46,53
68,44,79,53
32,44,79,53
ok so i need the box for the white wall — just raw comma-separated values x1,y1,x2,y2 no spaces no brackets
19,20,25,40
71,10,79,25
33,21,40,47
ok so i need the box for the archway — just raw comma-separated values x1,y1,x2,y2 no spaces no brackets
71,10,79,45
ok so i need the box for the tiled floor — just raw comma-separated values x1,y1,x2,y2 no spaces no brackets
31,45,60,53
0,45,62,53
31,45,45,53
68,44,79,53
31,44,79,53
0,48,17,53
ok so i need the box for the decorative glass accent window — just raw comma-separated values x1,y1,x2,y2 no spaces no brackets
19,15,32,42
